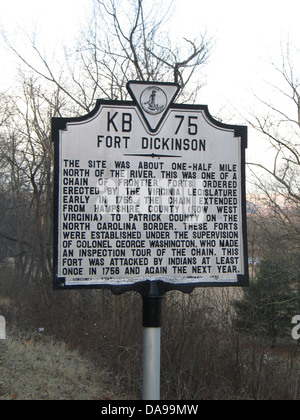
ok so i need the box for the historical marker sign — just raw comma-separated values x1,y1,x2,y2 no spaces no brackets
52,81,249,294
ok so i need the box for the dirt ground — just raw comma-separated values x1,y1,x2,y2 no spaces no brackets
0,330,118,401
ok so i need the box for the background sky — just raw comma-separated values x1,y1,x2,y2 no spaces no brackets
0,0,299,164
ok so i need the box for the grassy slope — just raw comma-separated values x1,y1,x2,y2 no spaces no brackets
0,331,115,400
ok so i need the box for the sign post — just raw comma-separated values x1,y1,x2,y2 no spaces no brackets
142,282,163,400
52,81,249,400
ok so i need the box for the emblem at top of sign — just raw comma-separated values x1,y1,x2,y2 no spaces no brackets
140,86,167,115
127,81,181,133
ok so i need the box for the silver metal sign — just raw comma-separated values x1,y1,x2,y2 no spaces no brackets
52,81,249,293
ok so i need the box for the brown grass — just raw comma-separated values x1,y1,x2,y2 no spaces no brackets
0,331,120,400
1,268,300,400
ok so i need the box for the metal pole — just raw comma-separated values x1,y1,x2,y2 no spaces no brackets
142,282,163,401
143,327,161,400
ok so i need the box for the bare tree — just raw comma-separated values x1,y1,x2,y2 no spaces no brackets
1,0,213,114
0,0,213,289
0,76,65,283
87,0,213,102
247,41,300,256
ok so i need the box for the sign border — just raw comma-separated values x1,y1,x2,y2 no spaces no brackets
52,90,249,296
